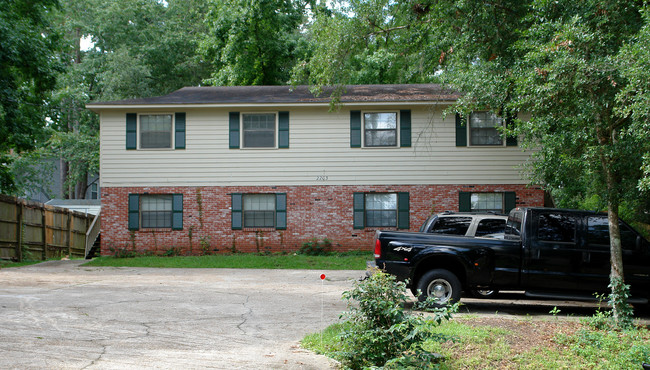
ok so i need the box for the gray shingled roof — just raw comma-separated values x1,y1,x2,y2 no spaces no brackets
87,84,460,107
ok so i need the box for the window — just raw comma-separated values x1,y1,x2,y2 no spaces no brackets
128,193,183,230
90,183,99,200
141,195,173,228
471,193,504,213
587,216,638,250
242,113,276,148
243,194,276,228
469,111,503,146
430,217,472,235
537,213,576,243
365,193,398,227
364,112,397,147
353,192,409,229
231,193,286,230
140,114,173,149
475,218,507,236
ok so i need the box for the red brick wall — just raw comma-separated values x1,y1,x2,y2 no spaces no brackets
100,184,544,255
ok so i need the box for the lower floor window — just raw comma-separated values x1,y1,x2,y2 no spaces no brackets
243,194,276,228
129,193,183,230
353,192,409,229
141,195,173,228
471,193,504,213
365,193,398,227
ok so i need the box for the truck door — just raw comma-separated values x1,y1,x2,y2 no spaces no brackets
581,215,650,296
524,211,581,290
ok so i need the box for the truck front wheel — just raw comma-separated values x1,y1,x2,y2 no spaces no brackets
417,269,462,306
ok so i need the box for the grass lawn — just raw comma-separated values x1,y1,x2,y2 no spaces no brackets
0,260,43,269
303,315,650,368
82,251,370,270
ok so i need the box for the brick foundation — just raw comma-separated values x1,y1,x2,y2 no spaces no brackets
100,184,544,255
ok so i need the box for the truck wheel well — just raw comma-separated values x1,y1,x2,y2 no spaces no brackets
412,257,467,292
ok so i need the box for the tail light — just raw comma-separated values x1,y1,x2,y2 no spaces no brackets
374,238,381,259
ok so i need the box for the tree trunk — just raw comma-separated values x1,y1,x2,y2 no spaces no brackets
605,166,631,327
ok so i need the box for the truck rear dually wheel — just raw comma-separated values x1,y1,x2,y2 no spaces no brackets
417,269,462,306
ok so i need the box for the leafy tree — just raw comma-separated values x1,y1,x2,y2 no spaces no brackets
200,0,311,86
292,0,439,87
0,0,59,193
299,0,649,326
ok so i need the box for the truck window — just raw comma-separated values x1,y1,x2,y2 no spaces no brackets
505,211,523,238
587,216,638,250
475,218,506,236
430,217,472,235
537,213,576,243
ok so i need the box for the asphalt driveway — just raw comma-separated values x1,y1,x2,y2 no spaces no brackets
0,260,365,369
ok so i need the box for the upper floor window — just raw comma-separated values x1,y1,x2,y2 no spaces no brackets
126,112,185,150
242,113,276,148
469,112,503,146
364,112,397,147
140,114,173,149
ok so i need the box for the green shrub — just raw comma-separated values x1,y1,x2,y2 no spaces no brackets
298,238,332,256
109,245,138,258
338,270,456,369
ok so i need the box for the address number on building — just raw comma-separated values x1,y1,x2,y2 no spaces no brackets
316,176,329,181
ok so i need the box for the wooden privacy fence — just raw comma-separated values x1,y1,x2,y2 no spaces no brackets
0,195,98,261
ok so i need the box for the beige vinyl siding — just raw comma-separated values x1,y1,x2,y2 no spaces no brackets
99,105,532,187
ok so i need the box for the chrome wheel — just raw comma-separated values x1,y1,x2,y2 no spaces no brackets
427,278,453,304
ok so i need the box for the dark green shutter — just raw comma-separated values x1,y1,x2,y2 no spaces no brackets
175,113,186,149
229,112,240,149
455,113,467,147
350,110,361,148
506,113,518,147
278,111,289,148
172,194,183,230
353,192,365,229
128,194,139,230
231,193,242,230
397,192,410,229
126,113,137,150
400,110,411,147
459,192,471,212
504,192,517,214
276,193,287,229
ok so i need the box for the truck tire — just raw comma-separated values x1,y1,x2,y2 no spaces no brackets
417,269,462,306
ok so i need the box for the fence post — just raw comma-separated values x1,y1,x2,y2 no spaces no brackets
67,213,72,258
16,200,23,262
41,206,47,260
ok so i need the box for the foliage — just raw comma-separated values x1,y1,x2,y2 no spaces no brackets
0,0,60,193
200,0,311,86
298,238,333,256
337,270,455,369
108,245,139,258
555,325,650,369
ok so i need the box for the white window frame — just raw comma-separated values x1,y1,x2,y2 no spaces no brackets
240,112,278,149
364,193,398,227
467,111,505,147
470,192,505,213
242,193,276,228
140,194,173,229
362,111,399,148
137,113,175,150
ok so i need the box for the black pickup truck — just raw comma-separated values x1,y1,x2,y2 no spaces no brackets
374,207,650,306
